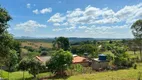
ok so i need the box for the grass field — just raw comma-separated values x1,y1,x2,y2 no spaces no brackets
1,63,142,80
0,70,51,80
68,65,142,80
21,41,53,49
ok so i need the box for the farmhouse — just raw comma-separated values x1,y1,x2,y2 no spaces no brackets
72,54,90,67
91,54,109,70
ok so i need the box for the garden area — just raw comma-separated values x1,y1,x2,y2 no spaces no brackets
1,63,142,80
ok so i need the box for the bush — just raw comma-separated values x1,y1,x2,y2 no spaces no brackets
72,64,83,73
24,46,35,52
105,52,114,61
112,46,134,68
40,51,48,56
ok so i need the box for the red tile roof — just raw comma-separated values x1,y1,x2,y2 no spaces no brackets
72,56,87,63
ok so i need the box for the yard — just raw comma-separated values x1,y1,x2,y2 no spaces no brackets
1,63,142,80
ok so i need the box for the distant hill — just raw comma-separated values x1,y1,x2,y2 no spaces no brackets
15,36,133,43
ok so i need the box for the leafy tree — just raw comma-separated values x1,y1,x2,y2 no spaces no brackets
105,52,114,61
131,20,142,38
46,49,73,76
93,40,97,45
53,37,70,51
0,6,12,59
19,58,43,79
5,50,18,80
6,50,18,72
78,44,95,56
28,59,42,78
71,46,79,54
111,46,133,67
12,40,21,60
0,32,14,64
71,44,99,58
0,6,21,66
0,6,12,34
19,58,30,80
127,40,138,54
131,19,142,61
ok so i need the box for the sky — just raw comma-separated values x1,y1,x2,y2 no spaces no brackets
0,0,142,38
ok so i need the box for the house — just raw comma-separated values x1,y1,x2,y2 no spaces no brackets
36,56,51,64
36,55,90,66
91,54,109,70
72,55,89,67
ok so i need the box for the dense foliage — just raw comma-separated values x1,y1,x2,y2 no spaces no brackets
131,19,142,61
46,49,73,76
53,37,70,51
19,58,44,78
0,6,21,68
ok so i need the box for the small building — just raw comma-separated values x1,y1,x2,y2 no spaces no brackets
72,55,89,67
36,56,51,64
91,54,109,70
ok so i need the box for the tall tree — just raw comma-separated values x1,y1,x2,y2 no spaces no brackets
0,32,14,64
19,58,29,80
131,19,142,61
0,6,12,65
19,58,43,79
46,49,73,76
53,37,70,51
28,59,42,78
5,50,18,79
0,6,11,34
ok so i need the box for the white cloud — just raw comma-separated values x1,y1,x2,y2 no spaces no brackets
26,3,31,8
48,3,142,36
115,3,142,22
33,8,52,14
15,20,47,32
90,17,119,24
62,22,68,26
84,25,129,35
48,13,66,23
79,26,87,29
53,23,61,26
53,28,62,31
40,8,52,14
33,9,39,14
66,27,76,31
66,8,83,17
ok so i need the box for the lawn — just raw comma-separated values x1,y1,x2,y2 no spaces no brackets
0,70,51,80
68,63,142,80
1,63,142,80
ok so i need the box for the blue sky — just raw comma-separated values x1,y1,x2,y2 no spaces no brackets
0,0,142,38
